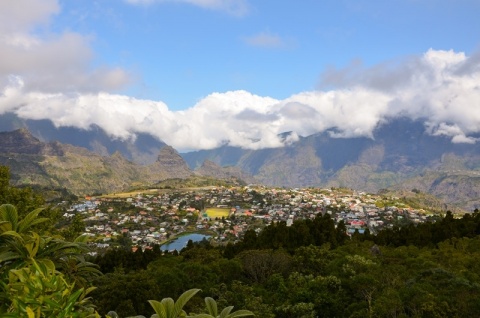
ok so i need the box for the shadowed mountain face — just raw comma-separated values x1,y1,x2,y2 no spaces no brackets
0,113,166,164
183,118,479,179
182,118,480,211
0,128,64,156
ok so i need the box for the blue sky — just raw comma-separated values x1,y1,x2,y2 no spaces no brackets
1,0,480,150
52,0,480,109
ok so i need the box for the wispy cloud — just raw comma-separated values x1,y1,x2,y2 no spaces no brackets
243,31,287,48
124,0,250,16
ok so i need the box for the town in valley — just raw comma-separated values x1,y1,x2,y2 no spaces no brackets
61,185,446,253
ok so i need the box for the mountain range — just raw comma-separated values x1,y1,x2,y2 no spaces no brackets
182,118,480,211
1,113,479,211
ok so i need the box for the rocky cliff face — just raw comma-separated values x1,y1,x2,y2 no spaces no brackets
0,128,64,156
195,160,254,184
143,146,192,182
0,129,192,195
156,146,190,170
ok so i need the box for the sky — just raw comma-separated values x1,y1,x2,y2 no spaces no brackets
0,0,480,151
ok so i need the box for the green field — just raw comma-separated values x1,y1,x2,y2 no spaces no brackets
205,208,230,218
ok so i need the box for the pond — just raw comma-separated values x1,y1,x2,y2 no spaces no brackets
160,233,210,252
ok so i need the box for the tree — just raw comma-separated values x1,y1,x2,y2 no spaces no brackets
209,282,274,318
0,166,45,218
91,269,162,316
276,302,316,318
62,213,86,241
0,166,60,234
292,244,332,276
237,249,292,284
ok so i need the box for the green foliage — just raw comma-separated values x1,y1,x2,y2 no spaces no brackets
237,249,292,284
62,213,86,242
293,244,333,275
0,203,100,317
91,270,163,317
85,209,480,317
95,244,163,274
1,260,97,317
0,204,48,236
0,204,101,288
244,214,340,252
0,167,46,219
189,296,254,318
0,166,61,234
276,302,316,318
210,282,274,318
6,162,480,317
148,288,201,318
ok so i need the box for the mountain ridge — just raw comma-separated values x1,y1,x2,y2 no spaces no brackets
1,117,480,211
182,117,480,211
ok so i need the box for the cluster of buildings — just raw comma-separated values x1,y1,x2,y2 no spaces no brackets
62,186,439,252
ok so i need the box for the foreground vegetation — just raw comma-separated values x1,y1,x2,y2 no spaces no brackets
92,210,480,317
0,167,252,317
2,165,480,317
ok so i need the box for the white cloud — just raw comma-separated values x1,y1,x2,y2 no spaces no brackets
125,0,249,16
0,0,130,95
452,135,477,144
2,48,480,151
426,122,478,145
243,31,286,48
0,0,59,33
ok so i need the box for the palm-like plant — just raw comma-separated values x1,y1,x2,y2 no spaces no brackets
41,234,102,288
0,203,48,233
188,297,254,318
2,258,97,317
149,289,201,318
0,203,101,315
0,204,49,271
0,204,100,282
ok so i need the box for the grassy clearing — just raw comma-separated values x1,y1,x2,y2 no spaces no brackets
205,208,230,218
101,189,159,198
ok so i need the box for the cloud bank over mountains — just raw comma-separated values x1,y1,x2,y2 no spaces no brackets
0,0,479,151
1,48,480,151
